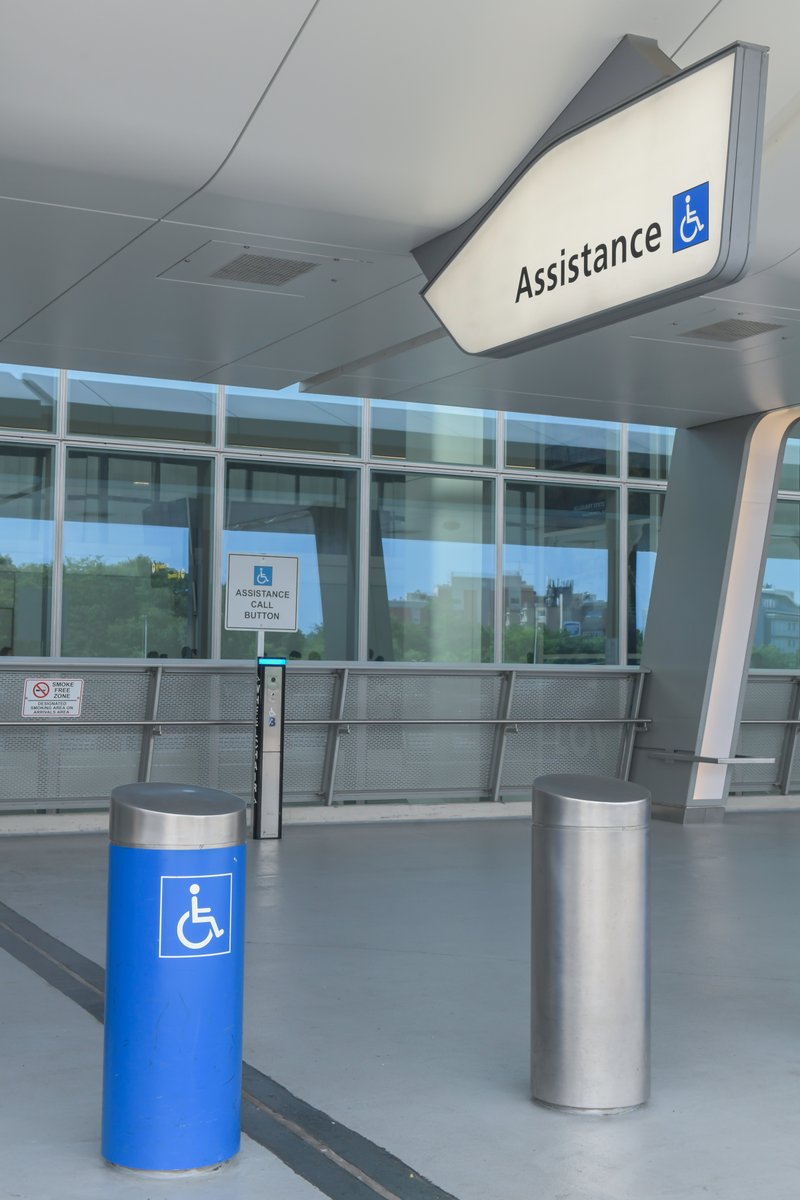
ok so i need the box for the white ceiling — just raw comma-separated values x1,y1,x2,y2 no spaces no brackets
2,1,800,427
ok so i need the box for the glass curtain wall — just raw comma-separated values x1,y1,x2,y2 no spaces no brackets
62,450,212,657
751,499,800,668
504,481,619,664
0,445,53,655
226,383,361,455
68,372,215,444
222,461,358,660
369,472,495,662
0,361,698,663
0,363,57,433
506,413,619,475
371,400,495,467
627,490,665,665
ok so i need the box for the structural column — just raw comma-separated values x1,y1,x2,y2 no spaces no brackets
630,407,800,822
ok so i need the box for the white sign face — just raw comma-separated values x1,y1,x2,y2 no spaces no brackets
424,47,765,355
225,554,299,631
22,677,84,718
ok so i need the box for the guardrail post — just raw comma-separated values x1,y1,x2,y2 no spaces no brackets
617,670,647,780
321,668,349,806
488,670,515,802
776,676,800,795
136,665,162,783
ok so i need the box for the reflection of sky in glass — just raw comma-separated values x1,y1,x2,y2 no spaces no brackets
223,531,322,630
381,539,493,600
762,559,800,600
63,522,189,572
634,552,656,630
0,517,53,565
504,546,609,601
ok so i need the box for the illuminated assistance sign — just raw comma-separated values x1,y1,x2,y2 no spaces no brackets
22,677,84,717
225,554,299,631
422,43,768,356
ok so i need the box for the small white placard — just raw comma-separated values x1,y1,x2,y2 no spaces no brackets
22,677,84,718
225,553,299,632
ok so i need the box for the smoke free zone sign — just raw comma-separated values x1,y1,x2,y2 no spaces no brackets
225,553,299,631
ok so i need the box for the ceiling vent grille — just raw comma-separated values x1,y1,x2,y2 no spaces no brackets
210,253,317,286
680,318,783,343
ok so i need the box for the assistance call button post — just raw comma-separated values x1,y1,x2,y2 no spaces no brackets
254,657,286,840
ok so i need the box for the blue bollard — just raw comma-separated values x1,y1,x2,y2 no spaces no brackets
102,783,247,1171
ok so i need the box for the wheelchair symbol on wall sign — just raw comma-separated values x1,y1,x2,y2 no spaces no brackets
177,883,225,950
679,193,705,245
672,182,709,253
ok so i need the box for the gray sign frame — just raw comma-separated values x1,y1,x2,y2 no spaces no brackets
419,41,768,359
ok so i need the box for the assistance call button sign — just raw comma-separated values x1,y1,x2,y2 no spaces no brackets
225,553,299,632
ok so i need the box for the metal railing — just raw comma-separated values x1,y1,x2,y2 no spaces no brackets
730,672,800,795
0,660,647,814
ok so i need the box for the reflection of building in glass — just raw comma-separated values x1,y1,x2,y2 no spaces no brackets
754,587,800,657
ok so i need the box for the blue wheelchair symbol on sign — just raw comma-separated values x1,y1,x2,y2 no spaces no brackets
159,874,232,958
673,182,709,252
253,565,273,586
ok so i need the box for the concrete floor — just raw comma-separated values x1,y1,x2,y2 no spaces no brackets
1,814,799,1200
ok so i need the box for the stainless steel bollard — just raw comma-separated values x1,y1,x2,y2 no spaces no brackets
531,773,650,1113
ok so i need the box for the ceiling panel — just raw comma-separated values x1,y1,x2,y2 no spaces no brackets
237,276,434,376
183,0,704,236
0,0,318,200
2,5,800,431
0,198,151,341
6,219,419,376
0,338,218,382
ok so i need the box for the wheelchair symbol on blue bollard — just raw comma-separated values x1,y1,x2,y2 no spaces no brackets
673,182,709,252
159,874,233,958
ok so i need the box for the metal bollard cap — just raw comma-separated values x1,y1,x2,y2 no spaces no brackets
110,783,247,849
532,773,650,829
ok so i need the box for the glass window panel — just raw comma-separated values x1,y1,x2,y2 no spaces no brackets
751,499,800,669
62,450,212,657
0,444,53,655
371,399,495,467
226,383,360,455
779,422,800,491
0,363,57,432
503,481,619,664
68,371,215,443
369,472,494,662
627,490,665,666
222,461,358,660
506,413,619,475
628,424,674,480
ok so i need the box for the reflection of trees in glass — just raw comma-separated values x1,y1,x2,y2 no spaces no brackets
750,644,797,669
503,621,605,665
0,555,50,653
62,555,196,657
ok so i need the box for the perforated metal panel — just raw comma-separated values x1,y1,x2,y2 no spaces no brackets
284,728,328,799
730,675,797,794
738,677,794,722
0,662,647,814
501,723,621,790
157,669,255,722
342,670,501,722
510,673,632,722
0,724,140,808
285,670,338,721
